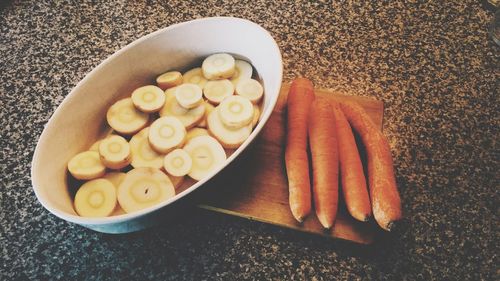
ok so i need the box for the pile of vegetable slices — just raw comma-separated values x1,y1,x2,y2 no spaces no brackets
67,53,264,217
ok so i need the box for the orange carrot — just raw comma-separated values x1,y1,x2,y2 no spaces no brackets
339,101,402,231
331,101,372,222
285,78,315,222
308,98,339,228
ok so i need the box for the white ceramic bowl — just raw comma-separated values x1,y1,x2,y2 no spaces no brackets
31,17,283,233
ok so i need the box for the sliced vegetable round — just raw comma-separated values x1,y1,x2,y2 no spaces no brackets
98,135,131,169
202,53,235,80
183,135,226,181
235,78,264,104
117,168,175,213
68,151,106,180
106,98,149,135
148,116,186,153
131,85,166,113
203,79,234,104
156,71,183,90
74,179,117,217
218,95,254,129
175,83,203,109
208,107,252,149
164,149,192,177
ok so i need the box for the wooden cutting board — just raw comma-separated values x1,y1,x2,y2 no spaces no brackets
194,83,384,244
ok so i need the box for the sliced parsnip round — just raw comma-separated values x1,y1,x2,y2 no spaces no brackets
148,116,186,154
230,60,253,86
98,135,131,169
156,71,183,90
208,107,252,149
218,95,254,129
129,127,164,169
131,85,166,113
117,167,175,213
68,151,106,180
203,79,234,104
163,149,192,177
202,53,235,80
197,101,215,128
159,94,205,129
235,78,264,104
186,127,209,142
107,98,149,135
183,67,208,89
175,83,203,109
252,104,261,128
74,179,117,217
183,135,227,181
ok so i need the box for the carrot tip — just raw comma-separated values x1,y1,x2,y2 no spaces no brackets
386,221,396,232
292,213,306,223
320,223,333,230
317,216,334,229
351,213,371,222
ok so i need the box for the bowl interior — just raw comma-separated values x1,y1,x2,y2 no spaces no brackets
31,17,282,223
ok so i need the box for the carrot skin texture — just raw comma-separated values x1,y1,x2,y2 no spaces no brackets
339,101,402,230
331,101,372,222
308,99,339,228
285,78,315,222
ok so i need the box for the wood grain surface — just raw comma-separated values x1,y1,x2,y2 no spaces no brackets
194,83,384,244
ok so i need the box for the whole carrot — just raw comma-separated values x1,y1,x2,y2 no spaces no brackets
331,101,372,222
285,78,315,222
339,101,402,231
308,99,338,228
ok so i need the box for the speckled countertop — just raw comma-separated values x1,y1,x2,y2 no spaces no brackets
1,0,498,280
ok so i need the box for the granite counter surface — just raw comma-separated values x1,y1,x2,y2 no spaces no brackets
1,1,498,280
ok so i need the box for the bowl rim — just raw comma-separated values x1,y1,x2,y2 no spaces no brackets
31,16,283,226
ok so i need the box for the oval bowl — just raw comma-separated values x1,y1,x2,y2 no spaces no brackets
31,17,283,233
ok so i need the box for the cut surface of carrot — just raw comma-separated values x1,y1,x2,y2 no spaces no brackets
331,101,372,222
285,78,315,222
308,98,338,229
